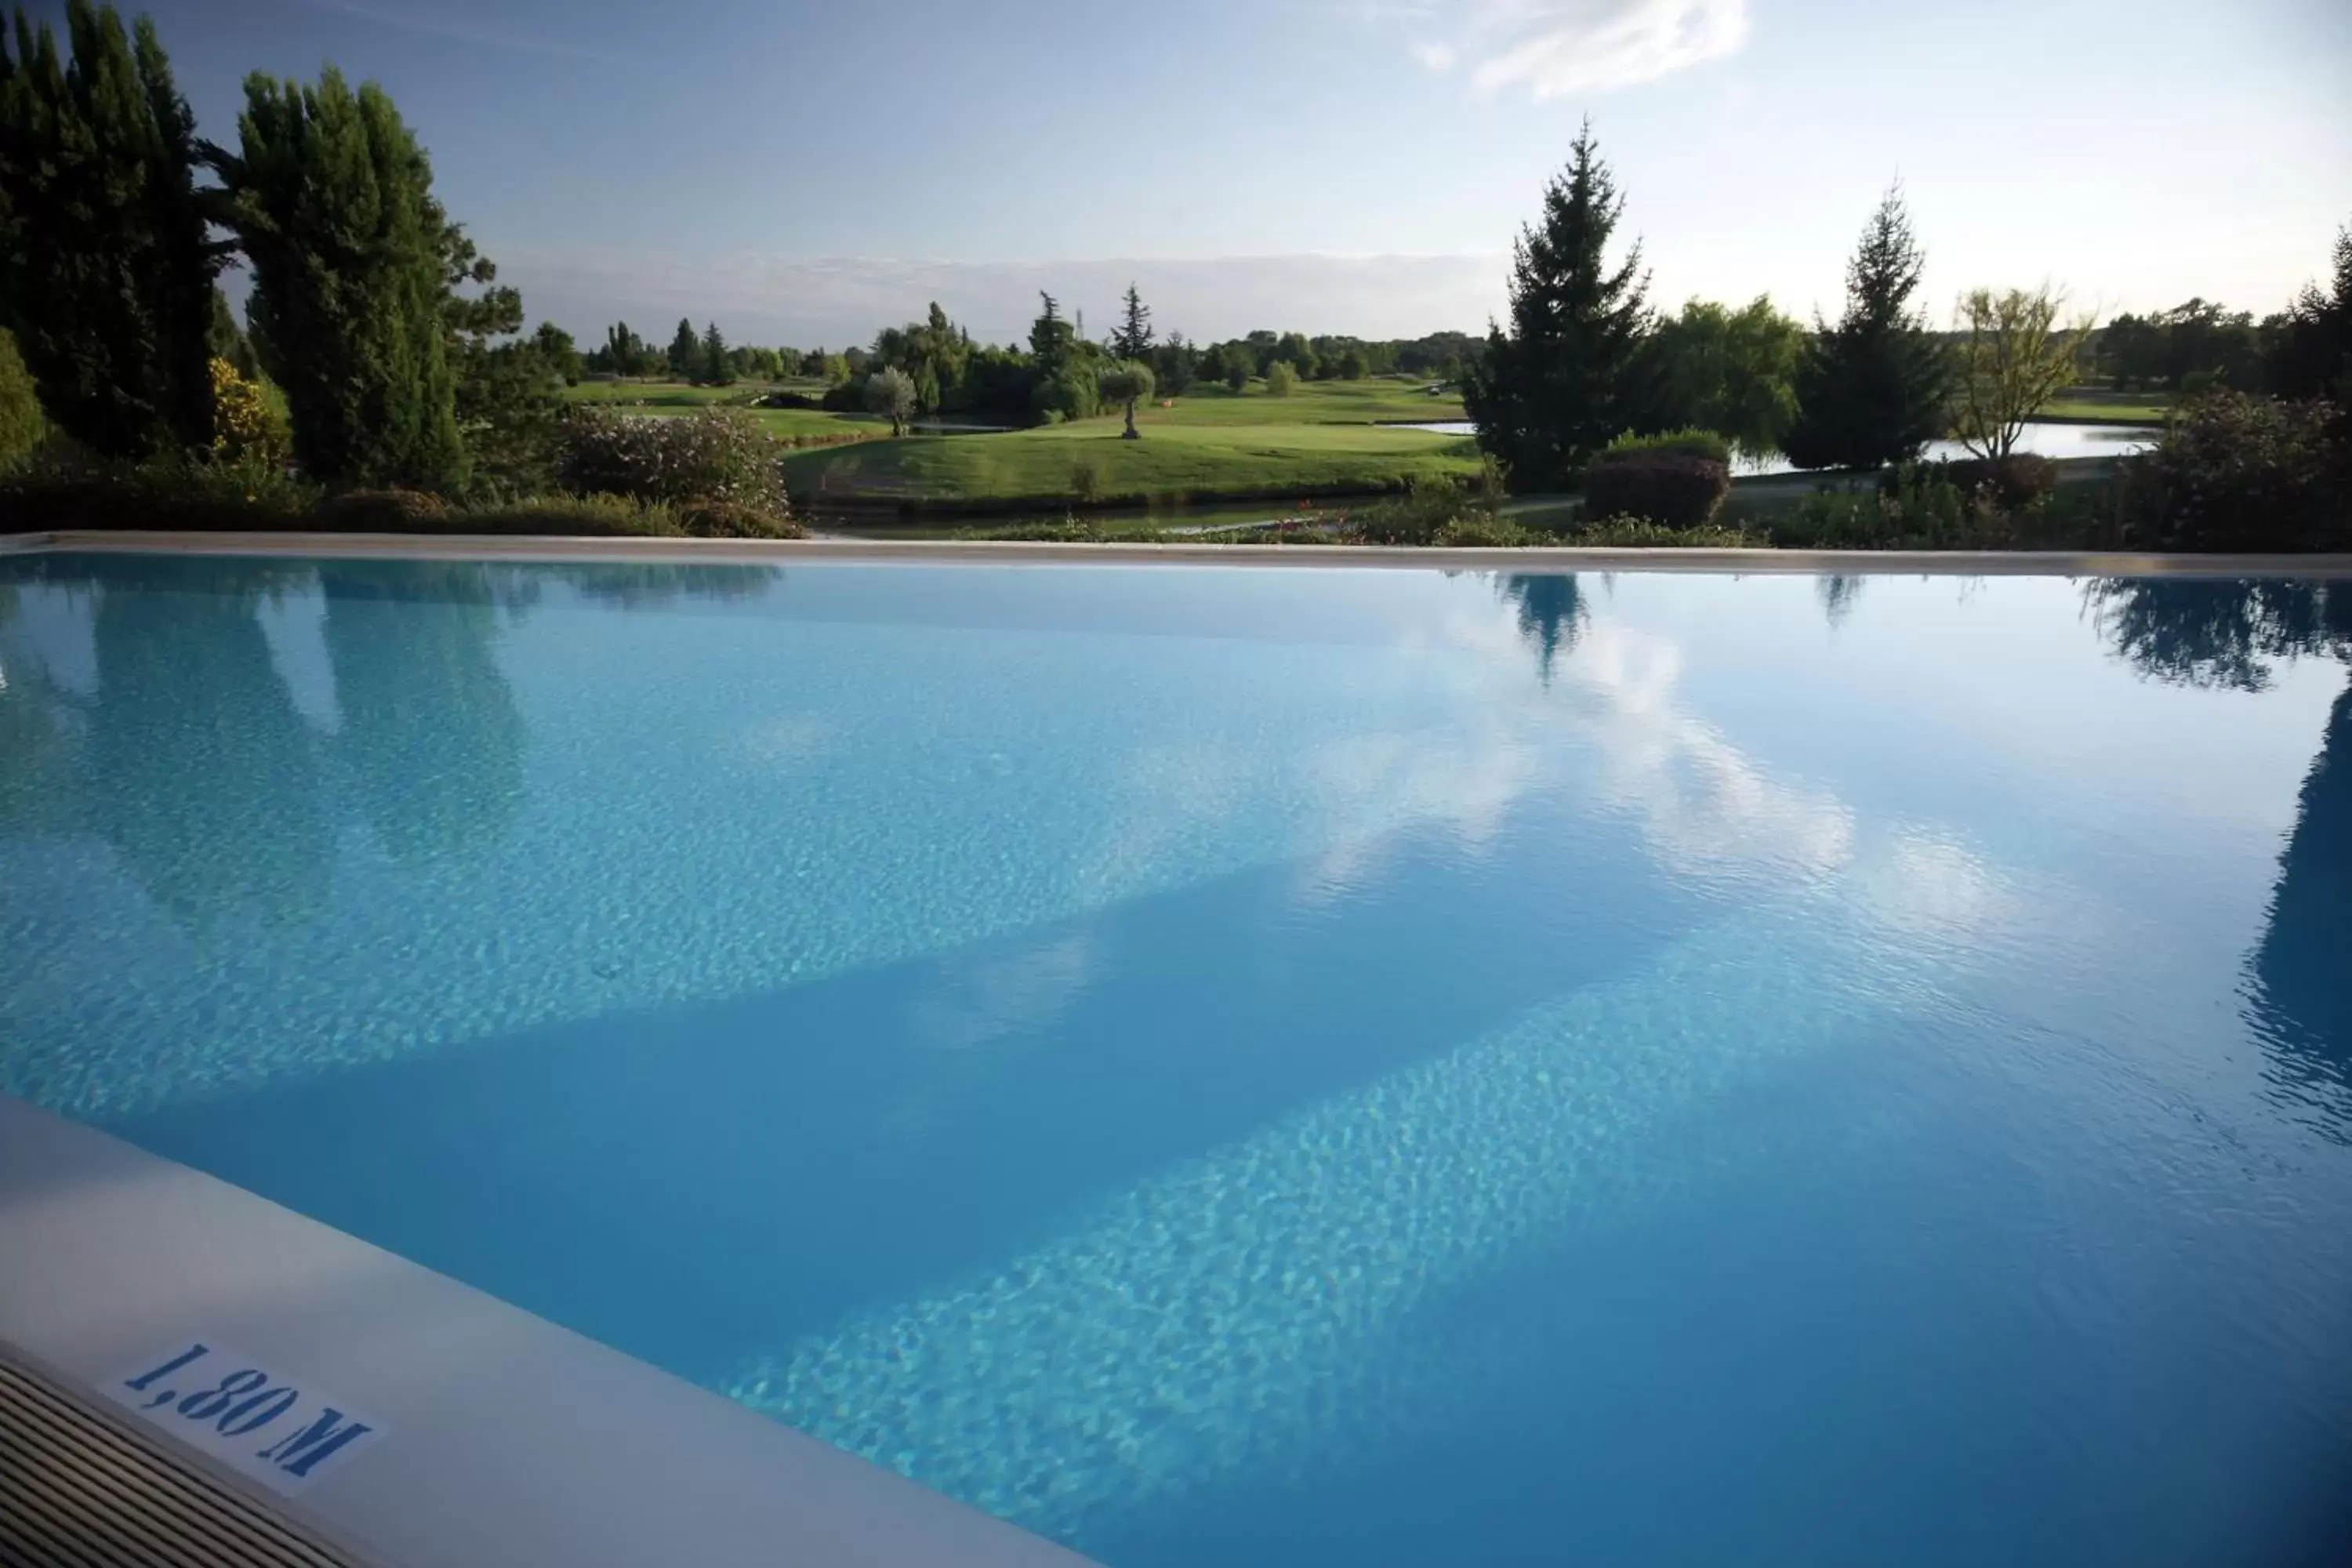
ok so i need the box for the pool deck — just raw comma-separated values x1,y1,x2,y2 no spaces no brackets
5,528,2352,576
0,1094,1096,1568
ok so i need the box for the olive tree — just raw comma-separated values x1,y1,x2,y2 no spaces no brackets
1098,360,1156,439
864,366,916,437
1952,285,2095,461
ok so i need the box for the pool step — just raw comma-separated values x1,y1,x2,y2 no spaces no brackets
0,1347,369,1568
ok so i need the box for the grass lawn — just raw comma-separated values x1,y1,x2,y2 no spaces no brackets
784,412,1480,510
2031,388,2171,425
1134,377,1465,426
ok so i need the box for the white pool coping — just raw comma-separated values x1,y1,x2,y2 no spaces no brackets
6,527,2352,575
0,1093,1096,1567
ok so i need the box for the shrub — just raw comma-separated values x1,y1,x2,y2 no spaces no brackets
1436,514,1541,546
2114,390,2349,552
1266,361,1300,397
1336,477,1481,545
1936,453,2059,510
1770,464,2009,549
1069,457,1105,503
677,498,808,539
0,449,318,532
1033,372,1101,423
1574,515,1755,547
557,407,789,517
209,357,292,467
1582,452,1731,528
1602,428,1733,466
457,495,685,536
319,488,451,531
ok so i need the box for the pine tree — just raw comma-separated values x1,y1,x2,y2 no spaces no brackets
1460,122,1652,491
1781,185,1951,470
1029,292,1074,376
667,318,699,379
216,67,463,488
0,1,219,456
700,321,732,386
1112,283,1154,361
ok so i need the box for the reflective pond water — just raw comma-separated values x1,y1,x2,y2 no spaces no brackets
1393,420,2156,475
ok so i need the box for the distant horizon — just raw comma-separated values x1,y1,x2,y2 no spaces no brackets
49,0,2352,348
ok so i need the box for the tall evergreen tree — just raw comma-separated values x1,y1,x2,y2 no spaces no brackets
2267,222,2352,407
1781,185,1950,470
700,321,732,385
1461,123,1652,491
215,67,463,488
1029,292,1075,376
666,318,699,379
0,1,218,456
1111,283,1154,361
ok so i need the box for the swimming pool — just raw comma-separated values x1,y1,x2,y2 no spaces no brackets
2,551,2348,1566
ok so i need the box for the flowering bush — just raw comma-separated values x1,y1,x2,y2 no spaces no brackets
209,357,289,466
557,406,790,517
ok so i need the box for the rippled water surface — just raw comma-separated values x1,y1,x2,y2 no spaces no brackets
3,554,2349,1566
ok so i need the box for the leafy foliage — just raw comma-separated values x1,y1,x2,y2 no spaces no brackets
1641,296,1802,456
1461,122,1652,490
1098,361,1156,439
209,355,288,465
1602,428,1732,465
2114,390,2349,552
218,67,463,488
1951,286,2093,460
0,325,45,469
1265,361,1299,397
1782,186,1949,471
0,0,219,456
864,367,917,436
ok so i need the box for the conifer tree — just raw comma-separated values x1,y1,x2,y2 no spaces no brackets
216,67,464,487
1111,283,1154,361
1782,184,1951,470
1461,122,1652,490
0,1,218,455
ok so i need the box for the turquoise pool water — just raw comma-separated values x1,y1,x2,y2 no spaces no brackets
2,554,2349,1566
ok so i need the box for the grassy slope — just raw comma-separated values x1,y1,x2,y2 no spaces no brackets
781,379,1476,507
2031,388,2171,425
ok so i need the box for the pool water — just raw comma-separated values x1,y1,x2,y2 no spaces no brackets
3,554,2350,1566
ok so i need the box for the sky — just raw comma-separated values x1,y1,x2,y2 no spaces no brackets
44,0,2352,348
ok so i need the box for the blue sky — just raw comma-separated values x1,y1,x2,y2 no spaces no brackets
55,0,2352,347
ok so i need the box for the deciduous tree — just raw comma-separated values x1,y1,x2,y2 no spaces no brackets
864,366,916,436
1951,285,2094,461
1098,361,1156,438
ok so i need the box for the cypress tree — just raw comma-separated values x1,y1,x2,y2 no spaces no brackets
216,67,463,488
667,318,699,379
1781,185,1951,470
0,1,218,456
700,321,731,386
1461,122,1651,491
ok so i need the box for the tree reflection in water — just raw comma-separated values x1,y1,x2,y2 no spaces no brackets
2090,575,2352,1138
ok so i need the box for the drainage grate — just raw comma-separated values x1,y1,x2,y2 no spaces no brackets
0,1348,365,1568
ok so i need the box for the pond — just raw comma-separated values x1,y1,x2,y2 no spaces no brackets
1392,420,2156,477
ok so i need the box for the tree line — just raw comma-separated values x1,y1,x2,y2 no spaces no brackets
1463,122,2351,491
0,0,583,492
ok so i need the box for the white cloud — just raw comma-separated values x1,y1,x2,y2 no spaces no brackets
1420,0,1751,99
1410,39,1459,71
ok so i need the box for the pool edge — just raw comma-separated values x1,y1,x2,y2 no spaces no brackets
0,1092,1098,1568
8,527,2352,575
